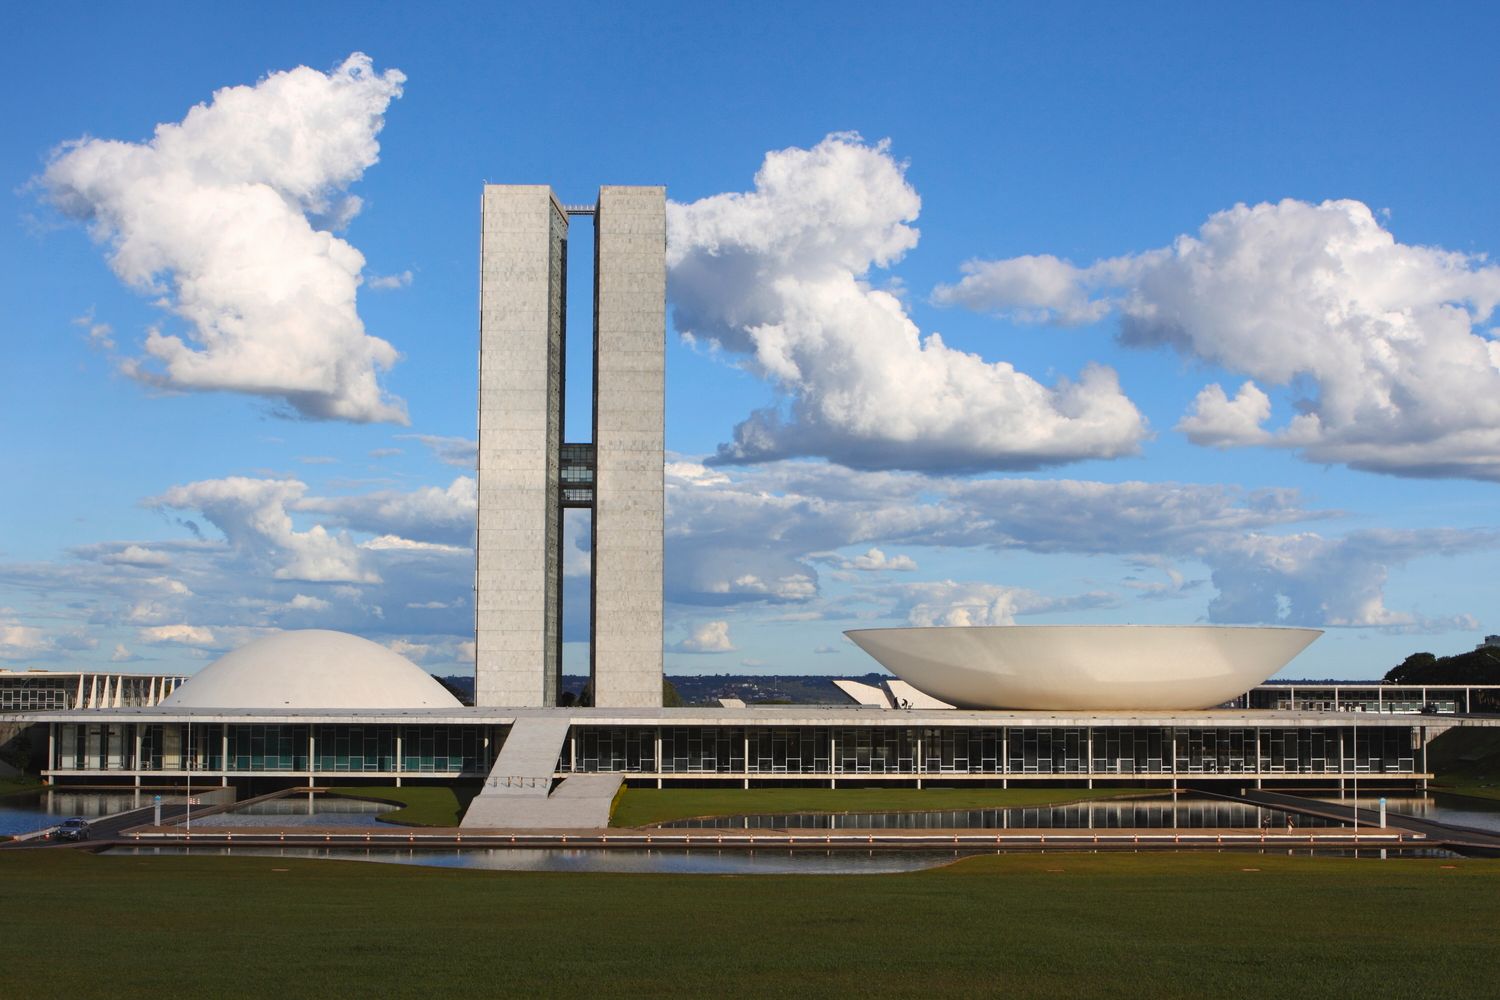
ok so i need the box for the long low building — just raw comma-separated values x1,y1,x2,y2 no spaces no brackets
1239,683,1497,714
7,630,1489,795
12,704,1465,792
0,669,185,711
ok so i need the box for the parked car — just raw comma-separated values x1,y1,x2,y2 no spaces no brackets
54,817,90,841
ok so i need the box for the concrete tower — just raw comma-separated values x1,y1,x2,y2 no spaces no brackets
476,184,665,708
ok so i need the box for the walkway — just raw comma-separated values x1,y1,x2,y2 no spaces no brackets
1240,789,1500,851
461,718,621,828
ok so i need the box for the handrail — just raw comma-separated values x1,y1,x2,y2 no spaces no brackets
486,775,551,789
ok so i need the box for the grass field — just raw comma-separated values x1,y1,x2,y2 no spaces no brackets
0,774,42,797
324,783,480,826
609,785,1136,827
4,849,1498,998
1428,727,1500,801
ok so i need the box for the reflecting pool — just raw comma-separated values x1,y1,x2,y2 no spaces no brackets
189,796,396,829
1322,794,1500,835
0,789,173,837
657,796,1338,831
104,845,962,874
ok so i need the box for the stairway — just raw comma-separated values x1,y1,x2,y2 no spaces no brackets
460,718,621,829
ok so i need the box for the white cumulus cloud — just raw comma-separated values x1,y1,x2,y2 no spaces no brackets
939,198,1500,481
139,624,216,645
0,623,56,660
297,476,475,545
40,53,408,423
810,547,917,572
668,133,1147,472
151,477,378,584
368,269,413,291
286,593,330,611
671,620,736,654
889,580,1115,627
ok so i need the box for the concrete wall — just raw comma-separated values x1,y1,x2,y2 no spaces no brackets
590,186,666,708
476,186,567,707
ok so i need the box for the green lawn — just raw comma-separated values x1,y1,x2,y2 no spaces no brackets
0,774,42,797
324,783,480,826
610,785,1142,827
1428,727,1500,801
3,849,1497,998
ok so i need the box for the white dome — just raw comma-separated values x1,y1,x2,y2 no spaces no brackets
161,630,462,710
846,625,1321,711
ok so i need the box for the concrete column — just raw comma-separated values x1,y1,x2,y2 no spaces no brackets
221,730,229,786
830,731,838,788
476,185,567,707
308,730,316,788
133,726,142,787
395,731,403,788
590,186,666,708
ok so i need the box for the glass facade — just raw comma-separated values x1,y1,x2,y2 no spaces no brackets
561,724,1424,778
1242,685,1494,714
51,723,489,776
44,721,1422,782
560,443,595,507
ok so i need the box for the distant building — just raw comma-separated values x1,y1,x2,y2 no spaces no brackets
0,669,184,712
1478,635,1500,650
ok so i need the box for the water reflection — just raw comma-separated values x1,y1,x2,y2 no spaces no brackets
100,843,1461,873
659,797,1339,831
193,797,396,829
104,845,961,874
1319,794,1500,835
0,789,179,837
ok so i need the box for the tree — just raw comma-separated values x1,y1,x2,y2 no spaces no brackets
1384,652,1438,684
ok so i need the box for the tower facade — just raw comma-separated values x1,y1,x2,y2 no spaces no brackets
476,184,665,708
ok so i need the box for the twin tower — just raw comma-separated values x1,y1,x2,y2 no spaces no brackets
476,186,665,708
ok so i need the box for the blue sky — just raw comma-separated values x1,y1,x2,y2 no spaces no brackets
4,2,1499,681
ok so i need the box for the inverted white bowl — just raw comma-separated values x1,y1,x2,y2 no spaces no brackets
844,625,1321,711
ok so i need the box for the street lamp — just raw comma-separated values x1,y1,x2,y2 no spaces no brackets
1351,706,1358,842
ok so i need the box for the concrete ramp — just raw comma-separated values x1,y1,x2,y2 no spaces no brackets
462,718,621,829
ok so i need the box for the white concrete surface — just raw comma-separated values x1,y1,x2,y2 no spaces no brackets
884,679,954,710
160,630,461,710
833,679,892,708
846,624,1321,711
463,717,620,828
476,185,566,707
590,186,666,708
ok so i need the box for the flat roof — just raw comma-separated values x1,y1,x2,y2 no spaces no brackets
4,705,1476,729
